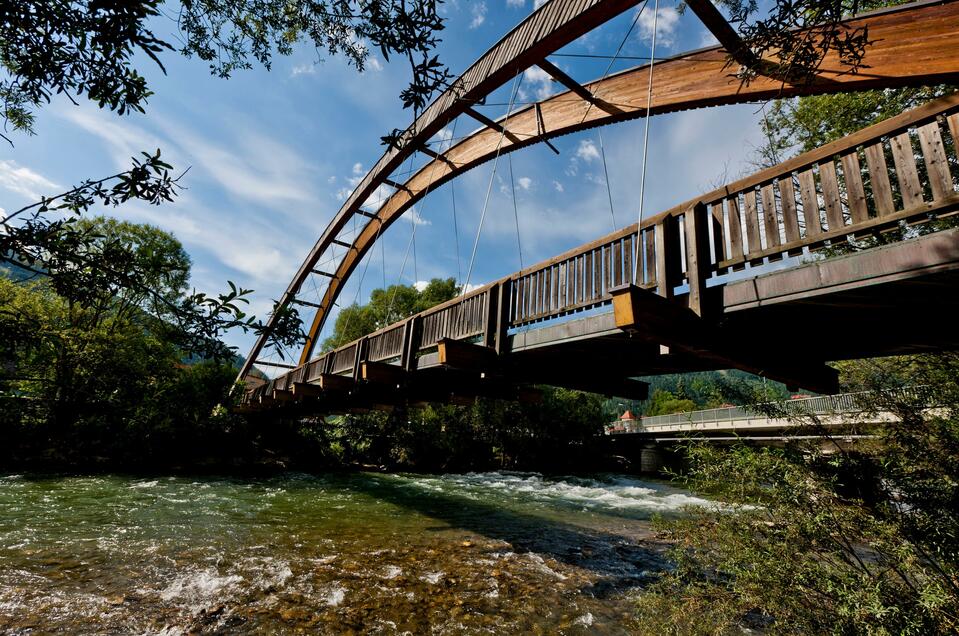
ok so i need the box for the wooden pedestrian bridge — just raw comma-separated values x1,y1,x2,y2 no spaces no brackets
238,0,959,413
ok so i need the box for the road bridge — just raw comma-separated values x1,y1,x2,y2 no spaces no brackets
604,392,897,440
239,0,959,413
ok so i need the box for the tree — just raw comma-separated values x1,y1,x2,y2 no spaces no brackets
1,0,449,141
757,86,954,165
633,354,959,634
0,216,255,467
645,389,697,417
0,156,300,360
323,277,457,350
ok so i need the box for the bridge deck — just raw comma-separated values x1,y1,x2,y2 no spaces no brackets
244,94,959,413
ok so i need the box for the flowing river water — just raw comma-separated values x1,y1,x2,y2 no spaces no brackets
0,472,712,634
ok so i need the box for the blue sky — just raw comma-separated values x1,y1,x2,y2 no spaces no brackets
1,0,769,364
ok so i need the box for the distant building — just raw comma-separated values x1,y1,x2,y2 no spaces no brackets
606,410,641,435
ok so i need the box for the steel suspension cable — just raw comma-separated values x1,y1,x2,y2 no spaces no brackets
462,72,523,294
598,129,618,232
635,0,659,283
507,153,525,271
448,119,463,285
335,152,415,345
383,138,450,322
578,0,647,126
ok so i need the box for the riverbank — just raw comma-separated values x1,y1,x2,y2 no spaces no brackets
0,471,712,634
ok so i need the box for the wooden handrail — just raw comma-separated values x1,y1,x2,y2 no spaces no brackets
243,93,959,399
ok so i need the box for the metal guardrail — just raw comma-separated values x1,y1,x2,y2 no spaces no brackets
605,390,920,434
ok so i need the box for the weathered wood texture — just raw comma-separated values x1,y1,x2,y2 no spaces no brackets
242,0,959,383
245,92,959,402
281,0,959,368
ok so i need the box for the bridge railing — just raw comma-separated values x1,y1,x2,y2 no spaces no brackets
246,96,959,402
607,389,924,433
508,93,959,324
701,95,959,275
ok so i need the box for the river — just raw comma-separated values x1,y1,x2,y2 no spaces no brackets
0,472,712,634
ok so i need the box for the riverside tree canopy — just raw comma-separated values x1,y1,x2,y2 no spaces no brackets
0,0,449,141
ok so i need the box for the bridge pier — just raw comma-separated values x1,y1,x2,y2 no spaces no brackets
605,435,684,476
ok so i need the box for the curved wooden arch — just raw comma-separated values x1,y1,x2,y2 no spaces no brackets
240,0,959,380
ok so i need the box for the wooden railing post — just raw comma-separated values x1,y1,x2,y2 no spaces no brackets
352,337,368,382
401,316,422,371
495,279,512,356
483,283,499,349
684,201,713,317
655,215,681,299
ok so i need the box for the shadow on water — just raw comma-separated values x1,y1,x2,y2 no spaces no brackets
348,473,672,599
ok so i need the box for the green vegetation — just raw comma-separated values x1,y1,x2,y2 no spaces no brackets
633,355,959,634
313,387,608,472
0,217,249,468
2,1,448,141
605,371,791,418
323,277,458,350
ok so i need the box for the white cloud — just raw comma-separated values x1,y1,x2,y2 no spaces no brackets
409,207,431,226
58,105,318,209
352,162,364,176
366,57,384,72
521,66,554,101
470,2,487,28
291,63,317,77
360,183,394,210
516,176,532,190
534,0,548,8
638,6,680,49
0,160,60,201
431,126,454,152
506,0,525,8
552,180,564,193
414,280,429,291
576,139,600,162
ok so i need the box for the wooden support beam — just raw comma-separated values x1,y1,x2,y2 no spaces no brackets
290,298,322,309
272,388,294,402
361,361,406,385
418,144,452,163
535,104,561,155
311,269,337,278
291,382,324,398
383,178,410,192
352,337,368,382
331,239,352,249
611,283,700,333
483,284,499,349
318,373,353,392
611,284,838,394
655,215,681,298
684,0,761,71
355,209,378,219
437,338,498,370
464,108,522,144
537,59,622,115
254,360,296,369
